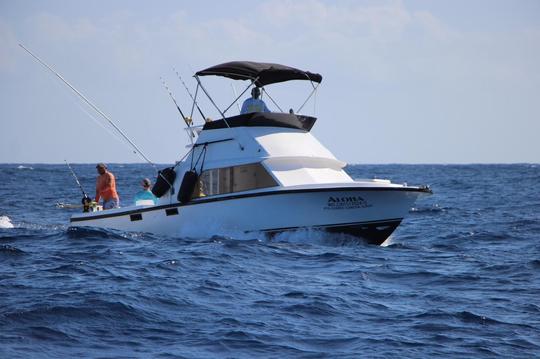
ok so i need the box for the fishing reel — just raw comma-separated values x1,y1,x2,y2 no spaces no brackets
82,194,92,212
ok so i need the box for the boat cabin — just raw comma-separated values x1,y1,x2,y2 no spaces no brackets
147,61,356,204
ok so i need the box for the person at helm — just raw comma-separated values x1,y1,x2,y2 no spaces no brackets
240,87,270,114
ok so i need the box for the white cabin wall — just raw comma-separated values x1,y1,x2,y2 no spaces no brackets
167,126,354,192
252,127,352,186
252,128,337,160
193,127,341,169
195,127,268,169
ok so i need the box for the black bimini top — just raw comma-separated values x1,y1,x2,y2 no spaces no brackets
195,61,322,87
202,112,316,132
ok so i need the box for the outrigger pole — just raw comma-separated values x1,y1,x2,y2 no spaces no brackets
19,43,156,168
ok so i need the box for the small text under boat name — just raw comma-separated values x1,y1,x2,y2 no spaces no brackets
324,196,372,210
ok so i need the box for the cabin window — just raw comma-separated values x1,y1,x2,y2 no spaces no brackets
193,163,277,198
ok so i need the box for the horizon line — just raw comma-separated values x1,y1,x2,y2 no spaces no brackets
1,162,538,166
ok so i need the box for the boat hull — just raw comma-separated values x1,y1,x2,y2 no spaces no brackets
70,187,426,245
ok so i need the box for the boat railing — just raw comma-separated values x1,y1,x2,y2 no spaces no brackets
185,125,204,136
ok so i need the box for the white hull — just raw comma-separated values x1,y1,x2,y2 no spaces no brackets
71,185,428,245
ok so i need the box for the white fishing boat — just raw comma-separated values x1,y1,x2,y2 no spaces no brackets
68,61,431,245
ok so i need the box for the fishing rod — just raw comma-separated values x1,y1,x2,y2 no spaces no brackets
160,77,195,140
173,68,207,121
230,84,241,113
19,43,156,168
64,160,93,211
64,160,89,198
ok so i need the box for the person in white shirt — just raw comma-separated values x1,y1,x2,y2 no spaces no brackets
240,87,270,114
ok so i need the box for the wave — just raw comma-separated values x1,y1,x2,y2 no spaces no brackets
26,326,76,342
0,244,26,255
16,165,34,170
283,301,338,317
66,226,154,241
0,216,14,229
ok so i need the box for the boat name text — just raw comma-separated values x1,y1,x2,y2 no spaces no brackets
324,196,372,210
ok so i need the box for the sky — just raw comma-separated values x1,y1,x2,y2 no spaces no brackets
1,0,539,164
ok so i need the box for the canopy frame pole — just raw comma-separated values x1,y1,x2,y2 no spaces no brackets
174,69,206,122
296,82,320,114
195,75,230,128
190,82,200,120
261,88,283,112
222,77,259,115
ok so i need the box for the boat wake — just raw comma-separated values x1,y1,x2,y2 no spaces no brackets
66,226,156,241
410,204,446,214
0,216,14,229
178,225,371,247
270,228,371,247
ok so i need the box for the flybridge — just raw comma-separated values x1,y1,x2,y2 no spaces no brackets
190,61,323,128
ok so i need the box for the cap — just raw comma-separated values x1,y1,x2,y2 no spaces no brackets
96,163,107,169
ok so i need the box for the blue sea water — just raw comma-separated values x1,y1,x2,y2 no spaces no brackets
0,163,539,358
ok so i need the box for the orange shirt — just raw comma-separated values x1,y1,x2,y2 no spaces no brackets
95,171,119,202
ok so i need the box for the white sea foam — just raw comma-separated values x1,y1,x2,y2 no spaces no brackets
380,234,395,247
177,221,261,241
272,228,329,244
176,223,369,246
0,216,14,229
17,165,34,170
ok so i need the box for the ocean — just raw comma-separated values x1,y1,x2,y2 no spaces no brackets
1,164,539,358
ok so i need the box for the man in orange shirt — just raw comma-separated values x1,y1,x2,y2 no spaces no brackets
95,163,120,209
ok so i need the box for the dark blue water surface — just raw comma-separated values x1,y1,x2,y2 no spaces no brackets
1,164,539,358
